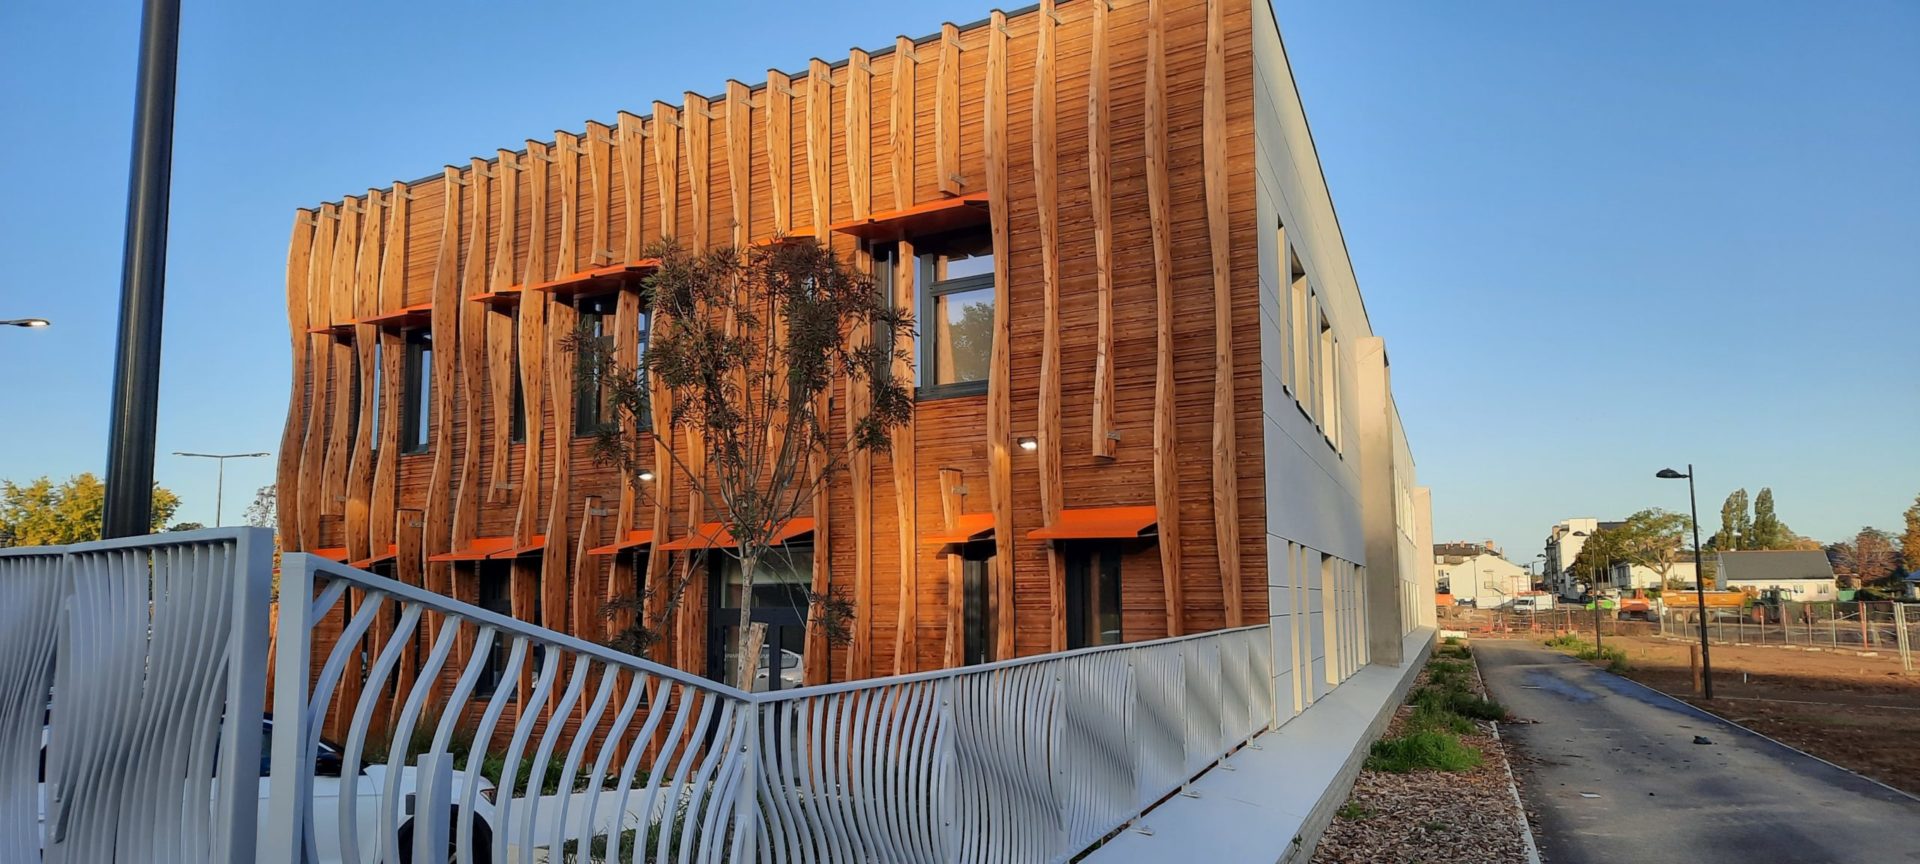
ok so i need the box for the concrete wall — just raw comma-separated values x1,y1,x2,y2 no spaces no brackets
1252,0,1425,723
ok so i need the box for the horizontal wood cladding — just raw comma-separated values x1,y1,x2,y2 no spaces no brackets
279,0,1268,682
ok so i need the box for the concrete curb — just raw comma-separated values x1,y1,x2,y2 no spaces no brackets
1467,644,1543,864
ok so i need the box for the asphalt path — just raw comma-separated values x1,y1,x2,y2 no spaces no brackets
1476,639,1920,864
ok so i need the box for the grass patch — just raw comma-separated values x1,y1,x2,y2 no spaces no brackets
1411,686,1506,723
1366,730,1484,773
1336,800,1376,821
1544,634,1631,673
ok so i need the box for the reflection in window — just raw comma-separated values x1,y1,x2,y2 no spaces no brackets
402,330,432,454
917,229,995,392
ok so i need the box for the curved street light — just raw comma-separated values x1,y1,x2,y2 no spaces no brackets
1657,465,1713,699
2,318,51,328
173,451,271,527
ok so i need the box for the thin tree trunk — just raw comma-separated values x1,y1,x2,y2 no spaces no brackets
734,553,763,689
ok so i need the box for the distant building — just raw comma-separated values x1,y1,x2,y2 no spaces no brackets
1543,518,1624,597
1435,541,1530,607
1607,559,1698,592
1716,550,1839,601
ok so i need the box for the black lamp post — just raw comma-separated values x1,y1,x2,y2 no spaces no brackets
1658,465,1712,699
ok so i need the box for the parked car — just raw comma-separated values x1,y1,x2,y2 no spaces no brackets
40,716,496,863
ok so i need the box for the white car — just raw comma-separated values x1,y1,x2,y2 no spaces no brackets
753,647,806,691
40,716,497,863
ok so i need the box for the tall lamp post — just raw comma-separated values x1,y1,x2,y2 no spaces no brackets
2,318,52,328
1658,465,1712,699
173,451,269,527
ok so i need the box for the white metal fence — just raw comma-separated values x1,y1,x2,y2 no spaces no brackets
0,528,274,864
0,530,1272,863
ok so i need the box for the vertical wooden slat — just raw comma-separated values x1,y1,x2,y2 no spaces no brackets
425,167,462,640
617,112,647,261
939,468,965,668
1088,0,1117,461
845,46,876,674
1204,0,1243,627
390,507,424,721
277,209,315,548
985,10,1014,660
936,23,963,196
345,189,385,564
766,71,794,234
545,276,576,642
322,200,360,519
804,56,836,684
683,95,710,250
515,141,552,547
453,159,490,556
557,130,582,276
586,120,615,265
891,240,918,674
890,36,917,213
371,183,408,557
651,102,680,240
726,81,752,249
297,205,336,550
573,496,604,636
1147,0,1184,637
1033,0,1066,653
610,283,642,641
486,152,518,503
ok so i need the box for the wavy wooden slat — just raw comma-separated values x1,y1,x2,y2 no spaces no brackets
726,81,752,248
805,57,835,683
889,41,920,673
1034,0,1066,653
346,190,385,564
766,70,793,235
1147,0,1185,637
937,23,962,196
985,10,1014,660
1088,0,1117,461
297,205,336,550
684,95,710,250
652,102,680,241
846,46,875,675
890,36,916,213
939,468,964,668
516,141,552,547
486,152,518,504
426,167,463,652
617,112,646,261
1204,0,1243,627
322,200,360,519
372,183,408,558
391,507,424,720
572,495,603,637
453,159,490,556
586,120,615,266
676,94,711,671
558,130,582,277
278,210,316,548
546,135,581,642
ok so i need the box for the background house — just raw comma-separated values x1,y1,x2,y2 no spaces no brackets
1434,541,1529,607
1608,559,1698,592
1716,550,1839,601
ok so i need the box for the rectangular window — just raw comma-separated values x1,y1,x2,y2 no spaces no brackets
1319,313,1335,443
1065,544,1122,649
1321,553,1338,686
1291,274,1310,409
960,543,995,665
575,294,617,436
402,330,432,454
473,560,513,699
917,229,995,397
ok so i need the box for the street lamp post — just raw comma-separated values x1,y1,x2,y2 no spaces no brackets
2,318,52,328
1658,465,1712,699
173,451,269,527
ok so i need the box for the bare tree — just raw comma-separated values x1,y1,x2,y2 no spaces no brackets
574,239,912,687
1832,527,1898,590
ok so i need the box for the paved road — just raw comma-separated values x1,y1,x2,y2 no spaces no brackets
1476,639,1920,864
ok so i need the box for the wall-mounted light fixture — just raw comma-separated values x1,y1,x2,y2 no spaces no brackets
638,470,655,482
1017,437,1038,453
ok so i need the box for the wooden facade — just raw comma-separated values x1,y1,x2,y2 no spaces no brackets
278,0,1271,687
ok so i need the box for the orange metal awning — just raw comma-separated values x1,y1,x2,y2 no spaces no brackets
353,302,433,329
1026,506,1158,541
488,535,546,559
348,543,398,570
828,192,989,242
467,285,523,306
657,518,816,552
427,536,516,563
924,513,995,545
587,529,656,556
528,259,660,296
310,546,349,563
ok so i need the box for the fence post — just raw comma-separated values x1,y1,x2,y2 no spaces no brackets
730,701,763,861
1689,643,1702,696
263,554,317,863
215,529,275,864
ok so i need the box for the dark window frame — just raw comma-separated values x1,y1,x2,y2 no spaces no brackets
915,229,995,401
1064,542,1123,650
401,329,432,454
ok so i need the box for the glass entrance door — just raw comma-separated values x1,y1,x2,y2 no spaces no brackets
707,545,813,692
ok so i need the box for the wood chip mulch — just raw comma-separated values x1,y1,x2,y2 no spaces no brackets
1310,660,1534,864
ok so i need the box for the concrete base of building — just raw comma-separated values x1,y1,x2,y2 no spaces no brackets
1088,627,1435,864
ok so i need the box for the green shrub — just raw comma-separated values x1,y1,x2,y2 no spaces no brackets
1336,800,1376,821
1544,633,1584,650
1412,685,1506,722
1366,731,1483,773
1407,704,1476,735
1442,636,1462,646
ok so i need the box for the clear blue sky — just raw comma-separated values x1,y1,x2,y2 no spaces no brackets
2,1,1914,556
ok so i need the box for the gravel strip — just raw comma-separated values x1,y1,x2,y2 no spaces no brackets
1311,658,1533,864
